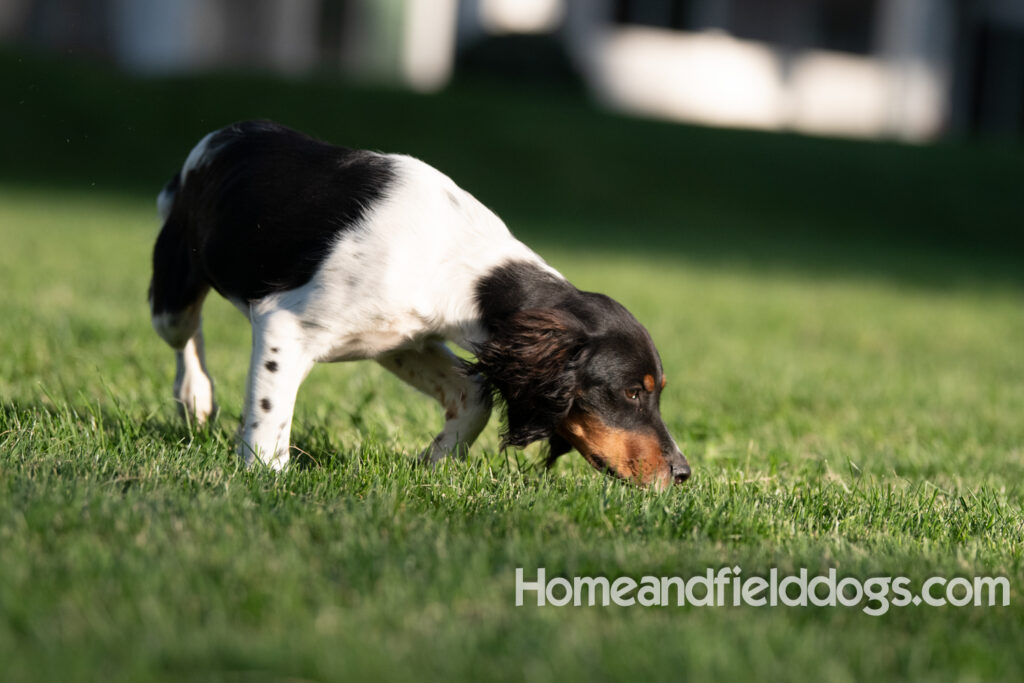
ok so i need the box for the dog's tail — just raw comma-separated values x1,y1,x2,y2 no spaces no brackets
149,165,217,423
149,169,209,348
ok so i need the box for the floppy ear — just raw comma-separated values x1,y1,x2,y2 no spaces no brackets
472,308,587,448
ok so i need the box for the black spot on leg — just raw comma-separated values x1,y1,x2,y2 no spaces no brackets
265,360,278,372
260,398,272,412
445,189,461,207
270,347,279,354
251,421,259,430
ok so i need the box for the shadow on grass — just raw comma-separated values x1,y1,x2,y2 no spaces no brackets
2,48,1022,292
0,398,359,476
0,398,229,450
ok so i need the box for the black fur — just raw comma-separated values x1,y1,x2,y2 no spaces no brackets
150,121,395,310
472,260,674,462
475,261,570,330
545,434,573,467
148,123,687,482
149,204,209,315
472,306,588,448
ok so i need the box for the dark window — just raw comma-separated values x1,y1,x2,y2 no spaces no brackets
968,22,1024,136
613,0,693,31
728,0,807,47
730,0,877,54
818,0,878,55
613,0,878,55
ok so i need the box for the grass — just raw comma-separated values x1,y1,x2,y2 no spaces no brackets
1,48,1023,681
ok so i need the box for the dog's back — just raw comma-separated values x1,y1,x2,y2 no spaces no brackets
148,120,688,485
151,121,393,309
147,121,538,467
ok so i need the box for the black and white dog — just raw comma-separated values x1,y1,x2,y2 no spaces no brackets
149,121,690,488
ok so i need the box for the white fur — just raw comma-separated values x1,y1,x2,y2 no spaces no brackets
154,131,216,220
156,146,565,468
156,185,175,221
237,307,312,469
151,309,198,350
174,332,216,425
234,155,562,468
153,309,216,425
268,155,558,360
377,341,491,463
181,131,218,185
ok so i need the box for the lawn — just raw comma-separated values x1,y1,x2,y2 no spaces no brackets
1,49,1023,682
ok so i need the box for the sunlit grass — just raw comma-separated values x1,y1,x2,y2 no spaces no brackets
1,177,1023,681
2,48,1023,681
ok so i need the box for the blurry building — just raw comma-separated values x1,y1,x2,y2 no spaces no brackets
0,0,459,90
464,0,1024,142
1,0,1023,141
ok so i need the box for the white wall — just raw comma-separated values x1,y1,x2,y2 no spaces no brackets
576,0,956,141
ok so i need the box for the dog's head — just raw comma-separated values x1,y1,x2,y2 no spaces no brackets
474,293,689,489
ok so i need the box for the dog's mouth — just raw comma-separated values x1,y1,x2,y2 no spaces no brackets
576,446,676,490
578,449,624,480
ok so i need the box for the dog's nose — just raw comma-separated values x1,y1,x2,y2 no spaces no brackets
664,437,691,484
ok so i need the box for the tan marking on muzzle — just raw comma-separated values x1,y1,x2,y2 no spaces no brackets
558,410,671,489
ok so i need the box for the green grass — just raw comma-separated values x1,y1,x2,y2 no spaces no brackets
1,49,1023,682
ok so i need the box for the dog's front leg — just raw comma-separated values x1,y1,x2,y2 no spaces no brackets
238,309,314,470
378,341,492,463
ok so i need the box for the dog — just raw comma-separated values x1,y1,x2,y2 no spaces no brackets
148,121,690,488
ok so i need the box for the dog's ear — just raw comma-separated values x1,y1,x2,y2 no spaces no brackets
472,308,588,448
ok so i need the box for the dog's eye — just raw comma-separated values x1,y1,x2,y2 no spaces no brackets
625,388,642,401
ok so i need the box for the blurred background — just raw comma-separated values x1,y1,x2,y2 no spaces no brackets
0,0,1022,292
2,0,1024,141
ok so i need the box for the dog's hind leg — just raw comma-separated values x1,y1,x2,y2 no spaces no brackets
378,341,492,463
149,195,216,425
237,308,315,470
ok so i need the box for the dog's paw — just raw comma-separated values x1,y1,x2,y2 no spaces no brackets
174,373,216,426
237,435,290,471
418,437,470,465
